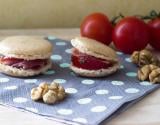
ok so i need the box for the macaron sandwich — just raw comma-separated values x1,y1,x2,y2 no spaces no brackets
70,37,119,77
0,36,53,77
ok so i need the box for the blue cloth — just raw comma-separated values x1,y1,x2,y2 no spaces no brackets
0,37,159,125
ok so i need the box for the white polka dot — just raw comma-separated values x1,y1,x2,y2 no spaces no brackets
53,79,66,84
59,63,70,68
125,57,132,62
108,96,123,100
57,109,73,115
77,98,92,104
48,35,56,40
81,80,95,85
65,88,78,94
120,65,124,69
116,51,123,55
24,79,37,84
126,72,137,77
140,81,152,86
4,86,17,90
43,70,55,75
56,42,66,46
51,55,62,61
25,107,38,113
91,106,107,112
73,118,88,124
0,78,9,83
65,48,72,54
95,89,109,95
111,81,124,86
13,97,28,103
125,88,140,93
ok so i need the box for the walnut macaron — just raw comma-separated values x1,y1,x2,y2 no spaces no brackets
0,36,53,77
70,37,119,77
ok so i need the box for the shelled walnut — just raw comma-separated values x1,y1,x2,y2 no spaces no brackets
47,82,66,102
43,90,57,104
31,87,43,101
138,64,160,83
39,82,49,96
149,68,160,83
131,49,160,67
31,82,66,104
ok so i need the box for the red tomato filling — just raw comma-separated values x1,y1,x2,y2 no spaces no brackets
71,49,113,70
0,57,48,70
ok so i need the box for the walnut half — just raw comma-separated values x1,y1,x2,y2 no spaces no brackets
30,82,66,104
131,49,159,67
138,64,160,83
149,68,160,83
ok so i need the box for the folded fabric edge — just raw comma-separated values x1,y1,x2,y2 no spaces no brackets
100,85,160,125
0,102,82,125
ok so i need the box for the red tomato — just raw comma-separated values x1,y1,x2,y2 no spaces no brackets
80,13,112,45
112,17,149,54
148,18,160,50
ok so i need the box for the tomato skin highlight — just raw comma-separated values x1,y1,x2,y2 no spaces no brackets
112,17,149,54
80,13,112,45
148,18,160,50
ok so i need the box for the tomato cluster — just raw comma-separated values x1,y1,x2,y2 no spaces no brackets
80,12,160,54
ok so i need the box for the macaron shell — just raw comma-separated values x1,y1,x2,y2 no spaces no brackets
0,36,53,59
71,37,117,60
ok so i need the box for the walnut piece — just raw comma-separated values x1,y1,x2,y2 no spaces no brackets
131,49,159,67
149,68,160,83
49,82,66,101
49,82,59,90
30,87,43,101
43,90,57,104
30,82,66,104
138,64,158,81
39,82,49,96
138,64,160,83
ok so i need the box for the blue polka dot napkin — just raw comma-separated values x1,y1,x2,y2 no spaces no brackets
0,36,159,125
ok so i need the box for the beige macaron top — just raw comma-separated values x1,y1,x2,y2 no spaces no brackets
71,37,118,61
0,36,53,60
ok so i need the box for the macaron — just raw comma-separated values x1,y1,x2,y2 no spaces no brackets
0,36,53,77
70,37,119,77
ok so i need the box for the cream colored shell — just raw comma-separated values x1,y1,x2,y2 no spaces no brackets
71,37,117,61
0,36,53,60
